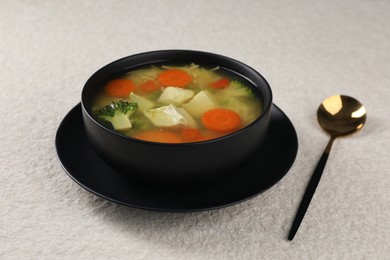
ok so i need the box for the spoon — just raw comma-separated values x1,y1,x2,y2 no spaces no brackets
288,94,367,241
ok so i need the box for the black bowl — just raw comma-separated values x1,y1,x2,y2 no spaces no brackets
81,50,272,185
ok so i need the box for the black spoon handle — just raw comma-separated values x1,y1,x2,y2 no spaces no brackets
288,136,335,241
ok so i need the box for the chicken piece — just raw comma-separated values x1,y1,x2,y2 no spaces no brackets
182,90,217,117
158,86,195,105
144,104,194,128
129,92,155,111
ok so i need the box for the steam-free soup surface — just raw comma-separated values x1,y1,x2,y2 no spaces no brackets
92,63,262,143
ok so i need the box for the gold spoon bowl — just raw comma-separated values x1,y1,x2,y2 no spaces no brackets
318,95,366,137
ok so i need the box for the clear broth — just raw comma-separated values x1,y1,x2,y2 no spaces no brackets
92,62,263,143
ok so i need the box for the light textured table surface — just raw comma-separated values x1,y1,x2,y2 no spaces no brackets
1,0,389,259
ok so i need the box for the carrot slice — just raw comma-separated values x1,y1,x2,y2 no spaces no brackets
209,78,230,89
104,79,136,98
156,69,192,88
133,130,181,143
181,128,201,142
201,108,241,132
139,80,160,94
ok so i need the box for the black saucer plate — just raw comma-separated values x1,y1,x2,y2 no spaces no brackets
55,104,298,212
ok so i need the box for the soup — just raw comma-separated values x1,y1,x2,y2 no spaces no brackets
92,63,263,143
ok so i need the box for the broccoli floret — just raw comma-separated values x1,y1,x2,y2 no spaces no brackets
95,100,138,131
223,80,254,97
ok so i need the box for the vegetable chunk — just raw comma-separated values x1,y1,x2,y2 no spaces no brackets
201,108,241,132
223,98,259,124
104,79,136,98
96,100,138,131
157,69,192,88
129,92,155,111
144,104,194,128
182,91,217,118
158,87,195,105
176,107,197,128
209,78,230,89
221,80,254,97
134,130,181,143
139,80,161,94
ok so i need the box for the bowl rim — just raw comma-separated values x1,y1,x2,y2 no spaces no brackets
81,49,273,146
